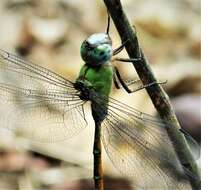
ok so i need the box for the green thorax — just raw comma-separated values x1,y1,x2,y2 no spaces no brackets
76,62,113,98
76,33,113,101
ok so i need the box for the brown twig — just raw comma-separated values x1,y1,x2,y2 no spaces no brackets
103,0,201,189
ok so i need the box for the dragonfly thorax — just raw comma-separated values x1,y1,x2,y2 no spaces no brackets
80,33,113,67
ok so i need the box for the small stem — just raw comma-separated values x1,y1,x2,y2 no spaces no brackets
103,0,201,189
93,121,104,190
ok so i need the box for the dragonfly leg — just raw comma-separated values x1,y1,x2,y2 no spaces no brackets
106,10,110,34
113,25,142,57
130,80,168,93
113,40,129,56
114,66,167,93
113,57,142,63
112,67,121,89
113,66,133,93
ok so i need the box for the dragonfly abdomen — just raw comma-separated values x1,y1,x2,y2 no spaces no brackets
91,102,108,125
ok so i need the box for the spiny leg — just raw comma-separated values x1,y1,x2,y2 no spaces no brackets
113,68,121,89
106,12,132,57
113,25,142,56
113,40,129,56
113,57,142,63
106,12,127,56
113,66,167,93
106,10,110,35
106,11,128,56
113,34,140,56
112,57,142,93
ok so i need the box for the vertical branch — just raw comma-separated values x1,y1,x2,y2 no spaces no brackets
93,121,104,190
103,0,201,189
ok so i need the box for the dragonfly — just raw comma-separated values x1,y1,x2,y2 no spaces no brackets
0,20,200,190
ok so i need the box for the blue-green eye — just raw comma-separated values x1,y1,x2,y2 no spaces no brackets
80,33,113,66
99,51,104,56
85,41,94,51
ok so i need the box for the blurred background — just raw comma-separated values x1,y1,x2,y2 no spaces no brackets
0,0,200,189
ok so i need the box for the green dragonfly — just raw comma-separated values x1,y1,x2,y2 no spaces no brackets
0,29,200,190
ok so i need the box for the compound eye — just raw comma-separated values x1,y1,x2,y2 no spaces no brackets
85,41,94,51
99,51,105,56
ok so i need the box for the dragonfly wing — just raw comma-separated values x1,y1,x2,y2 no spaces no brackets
101,97,192,189
0,50,87,142
0,49,75,91
179,128,200,160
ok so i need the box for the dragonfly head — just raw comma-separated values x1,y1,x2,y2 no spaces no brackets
80,33,113,66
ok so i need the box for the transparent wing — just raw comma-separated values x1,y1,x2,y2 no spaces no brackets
114,74,201,161
0,49,87,142
101,97,194,189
